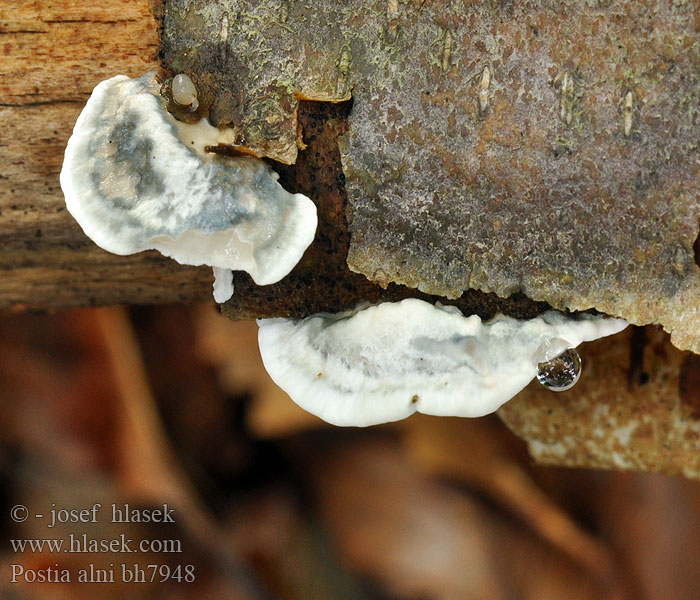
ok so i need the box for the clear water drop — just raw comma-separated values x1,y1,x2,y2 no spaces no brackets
536,348,582,392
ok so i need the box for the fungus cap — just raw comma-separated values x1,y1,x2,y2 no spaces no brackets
60,73,317,300
257,299,628,426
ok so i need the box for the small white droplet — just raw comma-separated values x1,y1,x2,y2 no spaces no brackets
172,73,199,111
537,348,582,391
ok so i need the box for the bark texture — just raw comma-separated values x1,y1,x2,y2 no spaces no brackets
499,325,700,480
161,0,700,353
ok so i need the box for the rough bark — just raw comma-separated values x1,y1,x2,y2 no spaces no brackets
499,325,700,480
223,99,552,321
161,0,700,353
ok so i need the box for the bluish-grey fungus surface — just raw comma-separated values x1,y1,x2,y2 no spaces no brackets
258,299,628,426
60,72,317,302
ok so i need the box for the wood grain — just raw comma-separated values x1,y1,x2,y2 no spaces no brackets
0,0,212,310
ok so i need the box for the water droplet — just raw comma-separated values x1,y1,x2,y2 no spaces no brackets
537,348,582,392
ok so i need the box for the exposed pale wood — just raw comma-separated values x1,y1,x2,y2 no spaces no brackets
0,0,212,310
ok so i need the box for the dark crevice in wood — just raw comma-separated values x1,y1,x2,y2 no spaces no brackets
627,326,648,392
0,99,85,107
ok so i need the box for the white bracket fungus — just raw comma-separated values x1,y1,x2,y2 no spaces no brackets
60,72,317,302
258,299,628,427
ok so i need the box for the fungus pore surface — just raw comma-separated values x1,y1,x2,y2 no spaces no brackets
60,72,317,301
257,298,628,426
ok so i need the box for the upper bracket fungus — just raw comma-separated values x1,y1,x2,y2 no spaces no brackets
257,299,628,427
60,72,317,302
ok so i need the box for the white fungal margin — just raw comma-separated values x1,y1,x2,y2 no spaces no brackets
60,72,317,300
257,299,628,427
212,267,234,303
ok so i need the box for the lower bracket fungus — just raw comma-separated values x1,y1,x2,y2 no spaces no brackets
60,72,317,302
257,298,628,427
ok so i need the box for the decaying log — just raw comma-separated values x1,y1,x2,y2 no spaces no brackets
0,0,545,318
4,0,700,480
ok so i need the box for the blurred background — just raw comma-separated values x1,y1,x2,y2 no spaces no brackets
1,304,699,600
